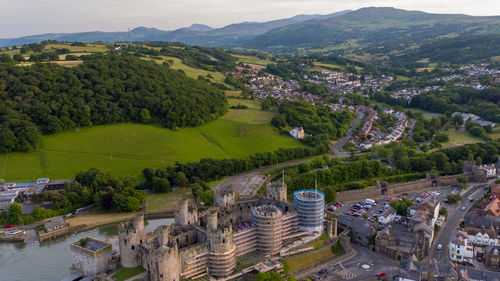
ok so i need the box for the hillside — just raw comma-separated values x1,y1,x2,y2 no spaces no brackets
0,11,351,48
247,7,500,51
0,52,228,153
0,107,306,182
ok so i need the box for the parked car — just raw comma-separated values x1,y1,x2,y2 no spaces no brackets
3,224,13,229
377,272,386,277
437,244,443,250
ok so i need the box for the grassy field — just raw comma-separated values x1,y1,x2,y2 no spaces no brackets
234,55,271,66
283,244,338,273
112,266,145,281
142,55,228,85
445,130,482,148
146,188,193,212
0,109,305,182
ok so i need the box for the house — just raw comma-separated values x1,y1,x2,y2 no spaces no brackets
0,190,19,209
337,215,376,247
449,230,474,263
396,255,422,281
459,268,500,281
44,217,68,233
491,183,500,200
378,207,396,224
467,227,498,246
375,223,432,260
482,198,500,217
408,197,440,228
289,127,305,139
427,259,456,281
36,178,50,184
484,245,500,269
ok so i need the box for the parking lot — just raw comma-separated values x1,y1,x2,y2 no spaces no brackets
327,185,460,223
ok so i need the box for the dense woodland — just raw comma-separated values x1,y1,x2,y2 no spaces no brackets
272,100,355,147
0,53,228,153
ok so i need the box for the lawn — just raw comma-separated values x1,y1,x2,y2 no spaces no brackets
146,188,193,212
445,130,482,148
234,55,271,66
142,55,228,85
283,244,339,273
228,98,261,110
112,266,145,281
0,109,305,182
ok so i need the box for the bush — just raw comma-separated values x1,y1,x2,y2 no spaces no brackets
331,242,344,255
447,194,462,204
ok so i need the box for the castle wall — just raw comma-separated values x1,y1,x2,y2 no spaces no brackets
179,243,209,279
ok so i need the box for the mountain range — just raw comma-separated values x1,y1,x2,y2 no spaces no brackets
1,7,499,51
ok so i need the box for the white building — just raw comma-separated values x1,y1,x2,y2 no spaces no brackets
449,230,474,263
378,207,396,224
467,229,499,246
289,127,305,139
477,164,497,179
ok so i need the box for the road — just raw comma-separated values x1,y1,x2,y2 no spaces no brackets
212,158,312,195
331,110,365,157
427,184,488,266
296,244,399,281
214,111,365,196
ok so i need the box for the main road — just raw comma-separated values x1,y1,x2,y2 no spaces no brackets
426,183,489,268
331,110,365,157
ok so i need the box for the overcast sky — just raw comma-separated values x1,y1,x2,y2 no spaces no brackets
0,0,499,38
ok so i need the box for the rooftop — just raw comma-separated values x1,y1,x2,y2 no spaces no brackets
294,190,324,200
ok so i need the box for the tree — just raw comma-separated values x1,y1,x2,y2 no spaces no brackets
447,194,462,204
457,176,468,186
200,189,214,205
191,183,204,201
439,207,448,218
139,108,151,124
324,186,336,204
389,198,414,216
8,202,23,225
174,172,188,187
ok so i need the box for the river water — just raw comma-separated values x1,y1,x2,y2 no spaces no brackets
0,217,174,281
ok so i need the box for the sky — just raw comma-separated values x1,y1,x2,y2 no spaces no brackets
0,0,499,38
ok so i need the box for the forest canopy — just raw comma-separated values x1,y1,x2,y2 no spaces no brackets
0,53,228,153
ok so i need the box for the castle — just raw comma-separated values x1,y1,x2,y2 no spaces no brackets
117,180,329,281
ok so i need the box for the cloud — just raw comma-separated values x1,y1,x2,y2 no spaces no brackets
0,0,498,37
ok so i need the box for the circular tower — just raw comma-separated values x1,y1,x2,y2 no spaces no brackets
251,204,283,256
294,190,325,233
118,214,146,268
208,223,236,278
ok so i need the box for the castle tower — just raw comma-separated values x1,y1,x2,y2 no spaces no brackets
251,204,283,256
150,244,181,281
214,186,235,207
175,198,198,226
207,223,236,277
119,214,146,268
266,171,287,202
207,209,218,231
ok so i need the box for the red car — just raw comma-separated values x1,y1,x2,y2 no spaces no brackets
377,272,386,277
3,224,13,229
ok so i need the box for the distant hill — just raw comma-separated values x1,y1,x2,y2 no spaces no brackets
0,10,351,47
246,7,500,50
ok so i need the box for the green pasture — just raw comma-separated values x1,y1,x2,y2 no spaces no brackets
0,109,305,182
